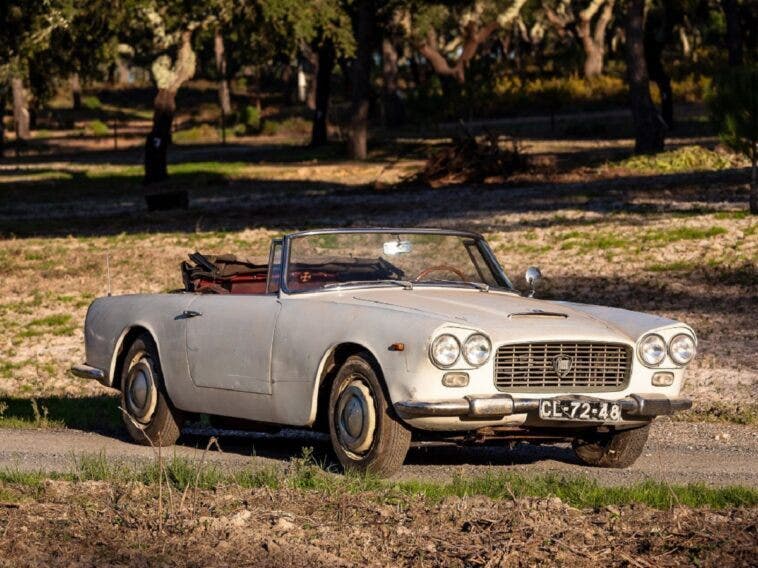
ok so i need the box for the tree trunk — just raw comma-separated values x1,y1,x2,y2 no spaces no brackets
311,39,335,147
645,41,673,129
625,0,664,154
381,37,404,127
144,89,175,184
0,91,5,156
11,77,30,141
303,44,319,111
722,0,742,66
643,4,674,130
578,0,614,78
751,142,757,214
348,0,374,160
214,29,232,117
71,74,82,110
144,29,196,186
116,57,130,85
583,42,604,78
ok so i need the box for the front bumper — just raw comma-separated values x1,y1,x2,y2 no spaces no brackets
71,364,107,385
395,393,692,419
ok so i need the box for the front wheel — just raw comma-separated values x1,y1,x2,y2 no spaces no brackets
573,423,651,468
328,354,411,477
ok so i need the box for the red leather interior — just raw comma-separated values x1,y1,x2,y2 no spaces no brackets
194,272,268,295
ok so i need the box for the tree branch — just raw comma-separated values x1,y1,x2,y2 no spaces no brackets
579,0,606,23
593,0,615,44
417,28,464,82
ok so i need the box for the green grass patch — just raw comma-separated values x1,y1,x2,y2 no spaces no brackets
86,119,110,137
19,313,76,338
0,359,30,379
713,210,750,220
173,123,220,144
645,225,727,243
0,396,121,431
612,146,744,174
2,450,755,510
675,402,758,426
558,231,631,252
645,260,697,272
81,95,102,110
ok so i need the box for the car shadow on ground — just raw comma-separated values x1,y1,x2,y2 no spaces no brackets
0,394,582,469
178,427,582,470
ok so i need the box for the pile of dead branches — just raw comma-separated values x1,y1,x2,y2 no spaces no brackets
411,130,529,188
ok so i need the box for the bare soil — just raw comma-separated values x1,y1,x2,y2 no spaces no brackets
1,479,756,567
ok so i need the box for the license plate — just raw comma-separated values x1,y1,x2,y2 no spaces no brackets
539,399,622,422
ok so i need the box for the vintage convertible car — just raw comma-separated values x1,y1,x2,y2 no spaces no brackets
72,228,695,476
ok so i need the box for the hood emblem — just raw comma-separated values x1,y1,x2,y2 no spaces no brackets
552,355,573,378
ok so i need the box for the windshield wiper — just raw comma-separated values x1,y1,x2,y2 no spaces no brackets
417,279,490,292
323,279,414,290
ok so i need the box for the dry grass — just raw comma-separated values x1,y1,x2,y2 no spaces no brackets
0,210,754,421
0,131,755,424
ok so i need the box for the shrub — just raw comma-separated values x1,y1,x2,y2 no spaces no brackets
261,116,311,136
612,145,744,173
236,105,261,135
86,119,110,137
81,95,102,110
173,124,220,144
672,74,713,103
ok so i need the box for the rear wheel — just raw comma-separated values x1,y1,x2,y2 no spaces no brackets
328,354,411,477
573,423,651,468
120,333,183,446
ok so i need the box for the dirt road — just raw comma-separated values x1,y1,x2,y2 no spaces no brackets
2,420,756,486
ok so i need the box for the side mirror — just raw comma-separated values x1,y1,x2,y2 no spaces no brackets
525,266,542,297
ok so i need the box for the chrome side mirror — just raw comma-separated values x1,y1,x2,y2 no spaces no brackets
525,266,542,297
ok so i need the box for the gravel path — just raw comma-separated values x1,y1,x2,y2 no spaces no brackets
1,420,756,487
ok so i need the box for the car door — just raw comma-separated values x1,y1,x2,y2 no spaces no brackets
184,294,281,394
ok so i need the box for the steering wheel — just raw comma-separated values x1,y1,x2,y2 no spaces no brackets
414,264,467,282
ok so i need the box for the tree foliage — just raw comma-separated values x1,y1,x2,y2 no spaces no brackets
709,65,758,213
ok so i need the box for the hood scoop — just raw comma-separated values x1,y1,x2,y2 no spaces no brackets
508,309,568,319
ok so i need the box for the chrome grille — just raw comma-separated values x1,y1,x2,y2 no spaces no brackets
494,342,631,392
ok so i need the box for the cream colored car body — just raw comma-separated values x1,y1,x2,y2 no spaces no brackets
78,230,694,433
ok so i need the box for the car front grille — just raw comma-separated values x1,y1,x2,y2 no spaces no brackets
494,342,632,392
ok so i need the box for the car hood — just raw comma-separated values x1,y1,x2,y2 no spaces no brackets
348,287,680,344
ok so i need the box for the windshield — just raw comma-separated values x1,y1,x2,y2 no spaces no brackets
285,231,508,292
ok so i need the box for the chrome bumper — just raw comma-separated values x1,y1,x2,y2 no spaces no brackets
395,394,692,419
70,364,107,385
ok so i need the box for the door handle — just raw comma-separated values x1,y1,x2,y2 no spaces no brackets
181,310,203,319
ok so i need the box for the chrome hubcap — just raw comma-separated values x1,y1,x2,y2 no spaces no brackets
335,379,376,455
125,358,157,424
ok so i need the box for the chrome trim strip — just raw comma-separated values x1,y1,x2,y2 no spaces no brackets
286,227,485,239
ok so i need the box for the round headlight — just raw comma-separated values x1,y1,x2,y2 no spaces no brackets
669,334,696,365
431,334,460,368
638,334,666,366
463,334,491,366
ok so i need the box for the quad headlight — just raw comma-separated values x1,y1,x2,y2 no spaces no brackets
430,334,460,368
638,334,666,367
669,333,696,366
462,334,491,366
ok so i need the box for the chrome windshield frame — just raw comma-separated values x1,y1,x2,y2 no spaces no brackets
279,228,513,296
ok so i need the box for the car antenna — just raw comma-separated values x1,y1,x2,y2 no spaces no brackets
106,253,112,296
